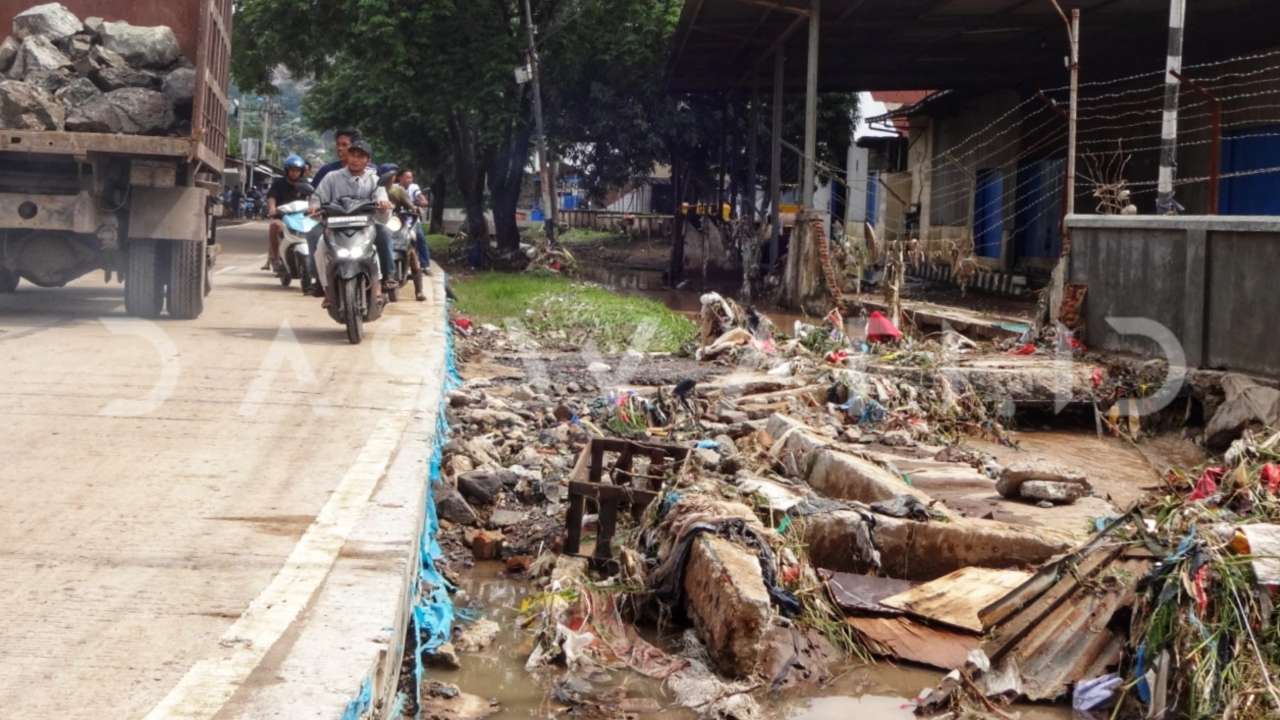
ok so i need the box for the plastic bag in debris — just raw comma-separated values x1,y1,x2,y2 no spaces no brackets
1073,673,1123,711
866,311,902,343
870,494,933,522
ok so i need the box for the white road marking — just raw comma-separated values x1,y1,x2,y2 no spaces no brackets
142,415,406,720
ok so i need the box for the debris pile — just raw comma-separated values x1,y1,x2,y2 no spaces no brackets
918,429,1280,719
431,281,1271,719
0,3,194,133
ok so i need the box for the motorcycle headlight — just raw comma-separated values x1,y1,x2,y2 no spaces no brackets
297,243,309,256
336,247,352,259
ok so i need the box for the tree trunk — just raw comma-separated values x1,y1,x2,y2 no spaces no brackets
429,171,446,235
448,111,489,266
488,124,532,255
668,158,687,284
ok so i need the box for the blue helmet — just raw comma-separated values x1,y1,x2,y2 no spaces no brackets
284,154,305,170
377,162,400,177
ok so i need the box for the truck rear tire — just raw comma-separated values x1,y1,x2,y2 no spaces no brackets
125,240,163,318
0,268,17,293
167,240,206,320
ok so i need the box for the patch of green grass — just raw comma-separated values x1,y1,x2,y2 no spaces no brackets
426,234,451,258
452,272,696,353
558,228,625,245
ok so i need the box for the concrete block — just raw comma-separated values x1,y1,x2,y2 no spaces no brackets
803,510,1071,581
683,535,771,678
807,448,940,513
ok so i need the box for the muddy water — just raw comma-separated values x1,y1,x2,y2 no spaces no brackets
444,565,1074,719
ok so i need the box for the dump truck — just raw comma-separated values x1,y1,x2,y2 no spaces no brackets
0,0,231,319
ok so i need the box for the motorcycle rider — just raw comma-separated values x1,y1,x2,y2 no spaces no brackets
397,169,432,268
263,154,309,272
311,128,359,188
311,137,397,307
378,164,426,302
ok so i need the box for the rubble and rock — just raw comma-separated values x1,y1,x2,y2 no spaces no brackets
0,3,192,133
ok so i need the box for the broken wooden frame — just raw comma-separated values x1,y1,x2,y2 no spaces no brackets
563,438,691,569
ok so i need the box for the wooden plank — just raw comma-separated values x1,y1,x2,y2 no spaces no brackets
881,567,1032,633
847,616,980,670
564,494,586,555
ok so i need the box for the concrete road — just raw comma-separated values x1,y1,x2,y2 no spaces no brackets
0,222,449,718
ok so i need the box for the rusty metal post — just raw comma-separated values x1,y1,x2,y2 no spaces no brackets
747,81,760,225
770,48,784,266
1048,1,1080,324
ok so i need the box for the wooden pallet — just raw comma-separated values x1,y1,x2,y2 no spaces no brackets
563,438,690,567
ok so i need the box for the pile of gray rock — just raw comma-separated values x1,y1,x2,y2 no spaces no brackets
0,3,195,134
996,460,1093,506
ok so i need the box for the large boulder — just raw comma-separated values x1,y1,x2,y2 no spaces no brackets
13,3,83,43
434,483,479,526
996,460,1089,500
102,87,172,133
65,93,121,132
53,76,99,109
24,68,72,94
10,34,71,78
0,79,63,129
0,37,18,73
82,17,103,39
91,65,160,91
162,66,195,111
99,21,180,69
457,469,512,506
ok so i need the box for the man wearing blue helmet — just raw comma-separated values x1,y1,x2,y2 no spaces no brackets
262,154,309,271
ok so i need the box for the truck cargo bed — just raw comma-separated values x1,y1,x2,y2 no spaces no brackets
0,129,207,162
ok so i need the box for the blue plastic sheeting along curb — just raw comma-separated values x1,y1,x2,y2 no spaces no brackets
341,274,464,719
410,278,465,714
341,678,372,720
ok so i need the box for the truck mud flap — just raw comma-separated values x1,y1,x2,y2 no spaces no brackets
129,187,207,243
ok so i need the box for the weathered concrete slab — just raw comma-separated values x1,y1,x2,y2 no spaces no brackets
683,535,772,678
803,510,1072,581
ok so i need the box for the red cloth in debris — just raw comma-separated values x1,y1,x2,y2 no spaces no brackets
1263,464,1280,494
866,311,902,343
1192,565,1210,616
1188,466,1226,502
1010,343,1037,356
826,349,850,365
1092,367,1105,389
453,317,473,332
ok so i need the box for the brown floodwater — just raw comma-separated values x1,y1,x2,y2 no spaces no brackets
439,564,1076,719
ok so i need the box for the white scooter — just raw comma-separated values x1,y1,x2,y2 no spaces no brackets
272,199,316,295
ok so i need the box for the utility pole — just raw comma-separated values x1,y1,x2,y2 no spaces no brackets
801,0,820,208
1048,1,1080,324
522,0,557,243
260,97,272,170
1156,0,1187,214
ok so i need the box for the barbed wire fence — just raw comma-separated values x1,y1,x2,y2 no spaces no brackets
847,47,1280,287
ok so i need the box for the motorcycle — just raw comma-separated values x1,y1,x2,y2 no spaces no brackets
314,195,385,344
381,211,424,303
272,199,316,294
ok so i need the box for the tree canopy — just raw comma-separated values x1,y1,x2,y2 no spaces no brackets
231,0,855,262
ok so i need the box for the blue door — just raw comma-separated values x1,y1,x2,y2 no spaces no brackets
973,169,1004,258
1013,159,1064,259
1221,125,1280,215
866,171,879,226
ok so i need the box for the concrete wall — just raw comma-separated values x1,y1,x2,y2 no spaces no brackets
1068,215,1280,376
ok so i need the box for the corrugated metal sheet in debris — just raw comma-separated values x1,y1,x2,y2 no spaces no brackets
987,552,1154,701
